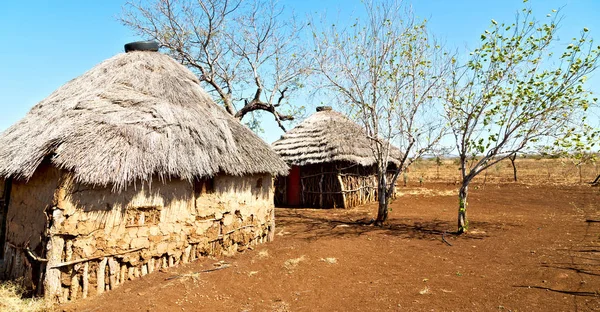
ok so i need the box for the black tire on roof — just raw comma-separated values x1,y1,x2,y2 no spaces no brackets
124,41,160,53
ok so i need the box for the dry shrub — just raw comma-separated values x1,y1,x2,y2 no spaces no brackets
0,282,49,312
283,255,306,270
257,250,269,258
409,157,599,185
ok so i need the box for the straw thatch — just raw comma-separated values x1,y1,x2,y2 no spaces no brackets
272,108,402,167
0,51,288,190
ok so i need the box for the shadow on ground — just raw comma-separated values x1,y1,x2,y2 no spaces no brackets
275,208,513,243
513,285,599,297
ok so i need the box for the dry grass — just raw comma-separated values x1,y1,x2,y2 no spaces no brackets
283,255,306,271
257,250,269,258
320,257,338,264
395,188,456,197
408,157,599,185
418,286,431,295
0,282,49,312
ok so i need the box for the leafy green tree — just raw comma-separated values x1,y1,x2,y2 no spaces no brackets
311,0,451,225
444,6,600,233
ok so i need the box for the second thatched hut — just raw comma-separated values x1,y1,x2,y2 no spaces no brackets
272,107,401,208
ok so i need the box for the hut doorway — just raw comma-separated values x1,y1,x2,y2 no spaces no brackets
0,179,11,259
286,165,301,206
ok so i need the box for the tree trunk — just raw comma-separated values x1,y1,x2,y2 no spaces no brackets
375,173,388,226
457,184,468,234
509,154,517,182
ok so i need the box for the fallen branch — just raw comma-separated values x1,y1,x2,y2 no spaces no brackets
442,231,453,246
49,247,145,268
585,219,600,223
165,264,231,280
209,225,258,242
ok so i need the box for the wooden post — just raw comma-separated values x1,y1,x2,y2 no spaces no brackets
128,266,135,280
120,264,127,285
97,257,107,294
190,245,197,261
267,206,275,242
182,245,191,263
337,174,347,209
108,257,118,289
319,168,324,207
358,179,363,205
44,209,65,302
61,288,69,303
82,262,89,299
148,258,154,274
65,241,74,300
70,264,80,301
156,257,162,271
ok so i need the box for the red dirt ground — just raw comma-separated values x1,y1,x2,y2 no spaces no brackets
63,183,600,312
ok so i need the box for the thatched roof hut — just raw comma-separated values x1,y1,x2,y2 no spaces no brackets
0,42,287,302
272,107,401,208
0,49,287,189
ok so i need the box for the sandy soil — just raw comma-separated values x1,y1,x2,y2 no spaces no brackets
63,182,600,312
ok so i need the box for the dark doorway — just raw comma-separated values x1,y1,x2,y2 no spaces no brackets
286,166,301,206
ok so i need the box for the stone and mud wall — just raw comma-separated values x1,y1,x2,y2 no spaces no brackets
0,167,275,302
0,165,61,292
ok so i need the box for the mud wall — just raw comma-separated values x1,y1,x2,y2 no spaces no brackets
44,172,275,302
0,165,61,291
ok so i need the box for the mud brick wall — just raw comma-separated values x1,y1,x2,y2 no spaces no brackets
0,167,275,303
1,165,61,289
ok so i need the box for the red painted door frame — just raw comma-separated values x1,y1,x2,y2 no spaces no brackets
286,165,301,206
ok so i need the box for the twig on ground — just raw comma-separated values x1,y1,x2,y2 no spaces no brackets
165,264,231,280
442,230,453,246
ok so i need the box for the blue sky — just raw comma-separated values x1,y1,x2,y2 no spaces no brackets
1,0,598,144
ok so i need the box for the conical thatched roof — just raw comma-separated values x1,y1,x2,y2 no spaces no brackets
272,107,402,167
0,49,288,190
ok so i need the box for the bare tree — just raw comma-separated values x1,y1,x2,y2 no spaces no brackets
444,7,600,233
310,0,451,225
121,0,309,131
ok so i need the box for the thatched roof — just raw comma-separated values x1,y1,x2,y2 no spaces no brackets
272,107,402,167
0,50,288,189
